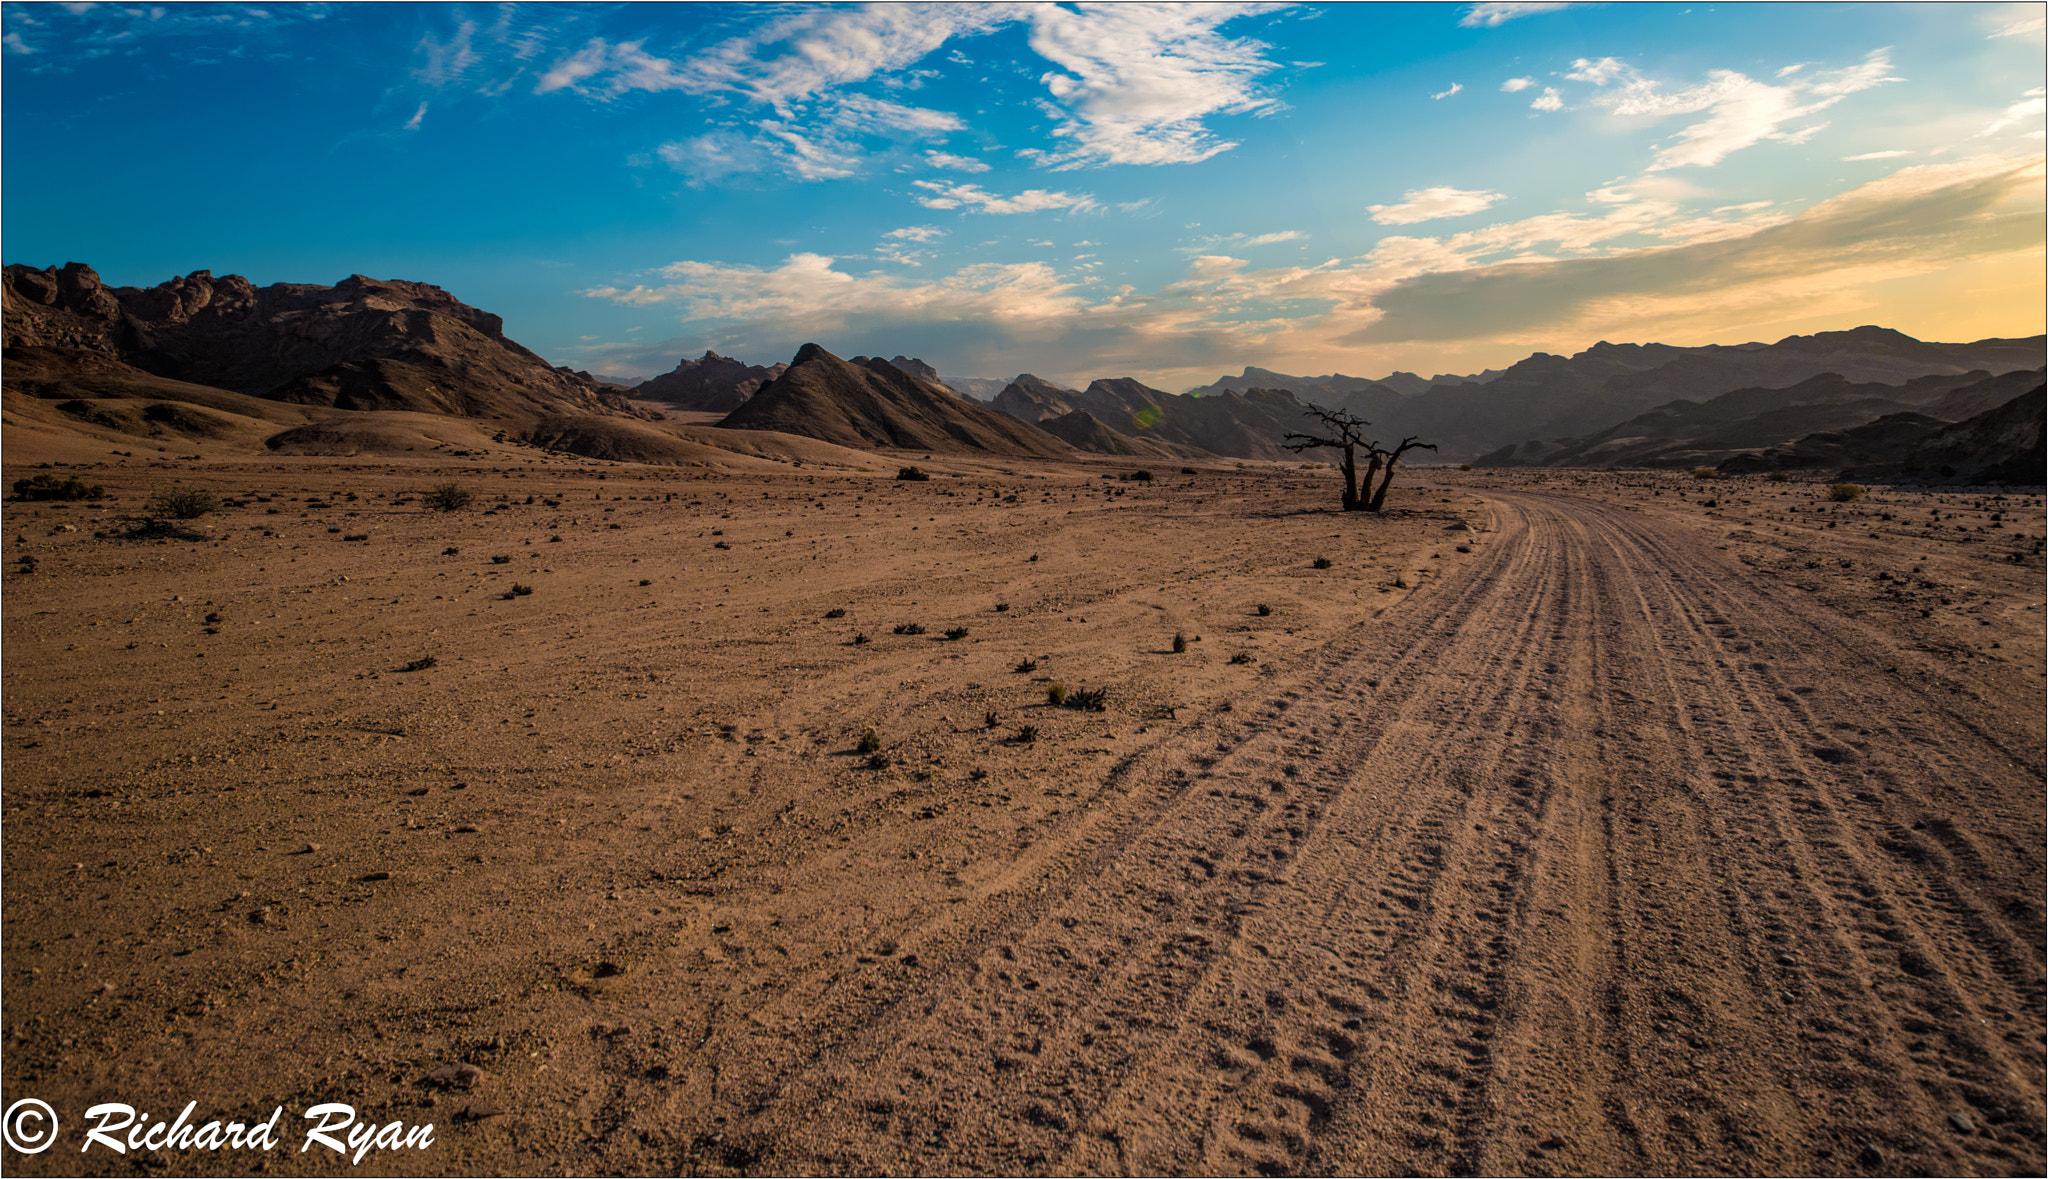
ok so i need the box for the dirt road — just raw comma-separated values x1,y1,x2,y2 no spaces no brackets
3,469,2040,1176
696,489,2045,1176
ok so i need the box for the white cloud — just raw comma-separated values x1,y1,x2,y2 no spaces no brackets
1981,88,2047,137
1459,3,1575,28
913,180,1099,214
924,149,991,172
1432,82,1463,100
1845,149,1913,161
1500,77,1535,92
830,93,963,135
1988,6,2046,39
657,131,774,186
1369,187,1507,225
886,225,947,242
1024,3,1283,168
1531,87,1563,111
3,30,35,54
403,101,427,131
413,19,477,86
1571,49,1900,170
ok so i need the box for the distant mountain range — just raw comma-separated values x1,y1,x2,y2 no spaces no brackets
7,259,2036,482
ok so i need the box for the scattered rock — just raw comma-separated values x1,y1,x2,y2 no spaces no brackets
1948,1112,1975,1134
420,1062,486,1090
1857,1142,1884,1168
360,871,392,882
1539,1133,1569,1150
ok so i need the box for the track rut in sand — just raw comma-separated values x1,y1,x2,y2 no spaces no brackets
704,491,2047,1176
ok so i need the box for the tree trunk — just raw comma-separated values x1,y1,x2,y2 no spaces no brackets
1360,453,1385,511
1340,443,1361,510
1368,455,1398,511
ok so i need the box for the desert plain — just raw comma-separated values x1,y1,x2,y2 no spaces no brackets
1,439,2043,1177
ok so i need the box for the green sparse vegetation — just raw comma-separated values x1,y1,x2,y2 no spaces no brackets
422,481,475,511
1829,483,1866,502
1691,467,1717,480
1171,632,1187,654
857,729,882,754
146,486,219,519
1256,603,1273,617
1046,681,1068,706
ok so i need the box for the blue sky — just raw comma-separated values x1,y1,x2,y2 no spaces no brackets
5,2,2043,389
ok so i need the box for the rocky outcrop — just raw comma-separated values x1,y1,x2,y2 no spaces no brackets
634,351,787,413
884,356,943,386
991,374,1083,422
1035,409,1207,458
716,343,1073,459
993,375,1312,461
2,262,653,421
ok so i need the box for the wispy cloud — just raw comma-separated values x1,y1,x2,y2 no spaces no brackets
1432,82,1463,100
1980,87,2047,137
1368,187,1507,225
913,181,1099,214
886,225,947,242
1025,3,1285,168
1531,87,1563,111
1845,149,1913,160
403,101,427,132
1571,49,1901,170
1988,6,2046,39
924,149,991,172
1500,77,1535,92
1459,3,1575,29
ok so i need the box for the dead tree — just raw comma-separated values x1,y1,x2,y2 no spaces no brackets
1285,406,1435,513
1365,436,1436,511
1283,405,1373,511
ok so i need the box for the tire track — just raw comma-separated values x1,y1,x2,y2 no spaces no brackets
702,489,2043,1176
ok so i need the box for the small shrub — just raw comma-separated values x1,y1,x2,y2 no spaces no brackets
443,546,461,556
1459,463,1473,471
1046,681,1068,706
1014,658,1038,673
1171,632,1187,654
985,710,1001,730
1131,469,1153,482
897,466,930,481
1256,603,1273,617
852,632,870,645
945,626,970,641
1015,724,1039,744
1229,652,1254,665
1181,467,1198,475
400,656,438,672
894,622,926,636
343,533,369,542
422,482,475,511
713,540,732,549
491,554,511,564
994,602,1010,612
865,752,889,770
1066,685,1107,712
1394,576,1408,588
1691,467,1717,480
1829,483,1865,502
969,766,990,781
1312,556,1332,569
857,729,882,754
639,579,652,586
1767,471,1790,482
503,583,534,599
824,607,847,619
147,486,219,519
1028,553,1039,562
12,474,103,501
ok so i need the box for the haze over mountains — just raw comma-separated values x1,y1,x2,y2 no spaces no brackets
4,260,2038,483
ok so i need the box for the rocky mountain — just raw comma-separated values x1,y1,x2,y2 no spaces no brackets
883,356,943,386
717,343,1072,459
2,262,651,421
635,351,788,413
1196,327,2044,461
1035,409,1207,459
1718,385,2044,484
991,374,1318,461
1477,367,2045,471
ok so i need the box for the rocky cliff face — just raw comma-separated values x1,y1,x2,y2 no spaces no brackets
2,262,652,420
634,350,788,413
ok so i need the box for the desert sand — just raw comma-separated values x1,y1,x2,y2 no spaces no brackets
2,448,2042,1176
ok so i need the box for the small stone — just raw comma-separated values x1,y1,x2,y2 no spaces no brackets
453,825,480,834
249,906,273,924
295,842,321,855
460,1103,503,1121
360,871,392,882
1857,1143,1884,1168
420,1062,485,1090
1539,1134,1569,1150
1777,953,1798,966
1948,1112,1975,1134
